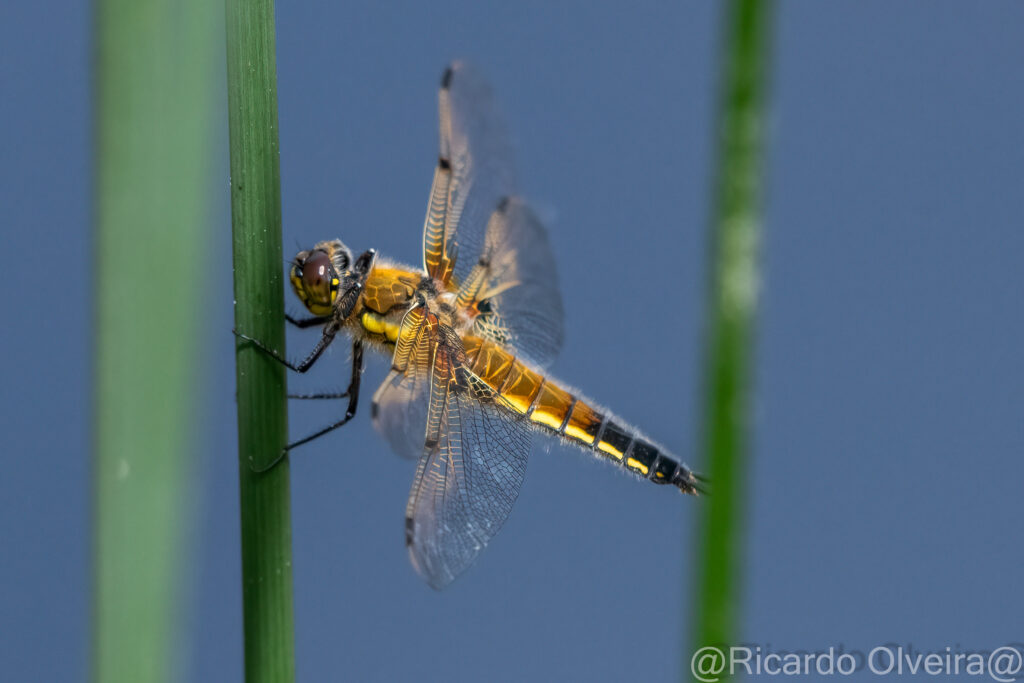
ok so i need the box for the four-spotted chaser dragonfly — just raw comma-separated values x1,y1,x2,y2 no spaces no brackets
240,62,702,589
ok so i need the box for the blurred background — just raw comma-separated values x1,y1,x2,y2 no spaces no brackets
3,1,1023,681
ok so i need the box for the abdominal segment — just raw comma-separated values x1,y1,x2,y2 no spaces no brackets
462,336,698,494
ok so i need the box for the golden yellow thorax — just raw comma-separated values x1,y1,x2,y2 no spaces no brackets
362,267,419,315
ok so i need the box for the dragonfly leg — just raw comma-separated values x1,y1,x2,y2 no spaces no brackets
251,340,365,474
286,313,331,329
234,322,338,373
288,390,349,400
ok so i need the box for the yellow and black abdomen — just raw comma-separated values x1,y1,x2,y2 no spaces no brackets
463,337,699,494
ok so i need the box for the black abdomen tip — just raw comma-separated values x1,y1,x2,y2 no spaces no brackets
438,156,451,171
673,467,702,495
441,65,454,89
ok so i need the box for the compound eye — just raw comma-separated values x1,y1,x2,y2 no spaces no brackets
302,250,332,293
290,250,337,315
290,250,309,285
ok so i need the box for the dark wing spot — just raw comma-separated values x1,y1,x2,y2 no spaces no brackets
405,517,415,546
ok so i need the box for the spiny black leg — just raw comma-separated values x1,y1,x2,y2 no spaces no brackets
285,340,364,450
288,390,349,400
234,323,338,373
286,313,331,329
251,340,364,474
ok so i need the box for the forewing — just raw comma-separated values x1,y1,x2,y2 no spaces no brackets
468,197,564,368
423,61,516,286
404,328,531,589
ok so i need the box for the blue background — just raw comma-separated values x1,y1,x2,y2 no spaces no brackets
3,2,1023,681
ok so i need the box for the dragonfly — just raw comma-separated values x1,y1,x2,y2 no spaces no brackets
239,61,703,590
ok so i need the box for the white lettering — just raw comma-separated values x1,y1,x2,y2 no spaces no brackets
923,652,943,675
902,647,920,675
730,646,752,674
816,648,834,675
836,652,856,675
966,653,985,675
781,653,801,675
869,646,895,675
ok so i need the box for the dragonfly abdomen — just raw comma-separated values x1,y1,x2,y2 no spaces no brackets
463,337,699,494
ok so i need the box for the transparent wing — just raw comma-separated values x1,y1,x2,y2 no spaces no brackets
371,305,433,459
405,323,531,589
423,61,516,286
371,369,428,460
463,197,564,369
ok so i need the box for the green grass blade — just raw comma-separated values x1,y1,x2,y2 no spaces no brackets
92,0,218,681
225,0,295,679
690,0,774,678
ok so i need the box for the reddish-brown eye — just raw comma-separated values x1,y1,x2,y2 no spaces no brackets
302,250,332,291
290,250,336,315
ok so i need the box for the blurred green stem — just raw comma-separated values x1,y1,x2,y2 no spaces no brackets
691,0,774,678
226,0,295,679
93,0,217,681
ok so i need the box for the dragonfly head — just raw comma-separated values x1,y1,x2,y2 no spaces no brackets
289,240,353,316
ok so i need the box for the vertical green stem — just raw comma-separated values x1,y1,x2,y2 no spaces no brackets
93,0,217,681
225,0,295,680
691,0,774,678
